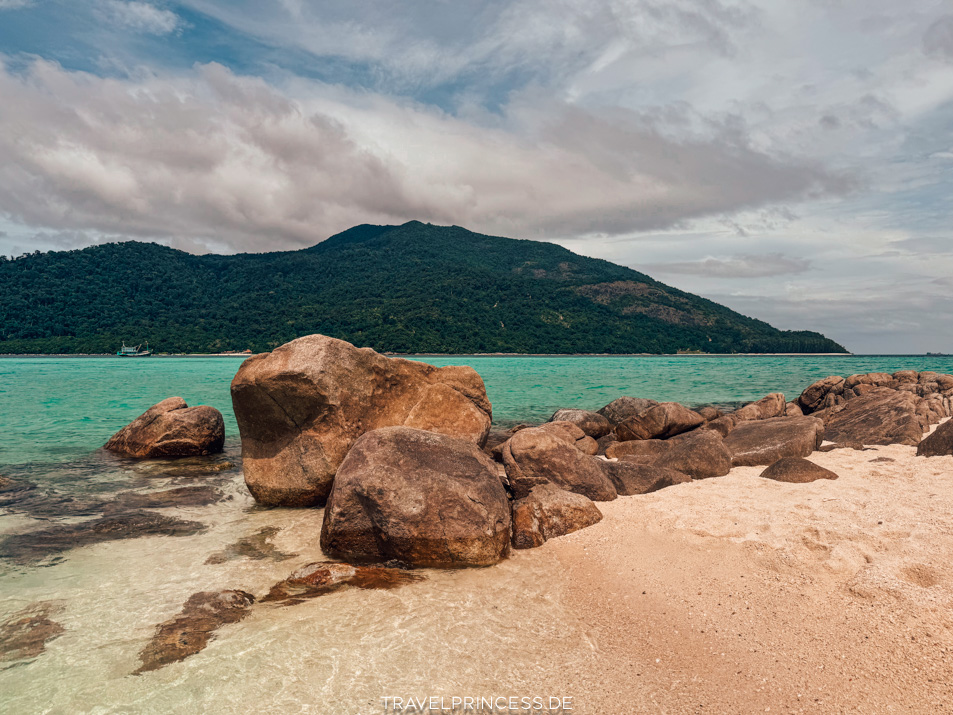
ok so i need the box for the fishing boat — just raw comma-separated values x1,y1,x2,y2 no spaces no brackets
116,342,152,357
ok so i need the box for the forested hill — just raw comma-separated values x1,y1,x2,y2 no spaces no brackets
0,221,847,355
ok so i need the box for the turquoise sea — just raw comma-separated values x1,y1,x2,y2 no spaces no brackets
1,353,952,712
2,354,953,466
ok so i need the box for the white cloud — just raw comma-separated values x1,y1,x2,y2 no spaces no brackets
0,0,32,8
645,253,812,278
101,1,180,35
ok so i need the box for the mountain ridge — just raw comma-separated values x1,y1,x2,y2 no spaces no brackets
0,222,847,355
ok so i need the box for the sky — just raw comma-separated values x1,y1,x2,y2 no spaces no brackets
0,0,951,353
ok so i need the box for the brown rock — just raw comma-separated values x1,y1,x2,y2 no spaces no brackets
702,415,736,437
893,370,918,384
511,484,603,549
654,430,732,479
135,590,255,674
696,406,723,421
0,602,65,663
597,396,659,425
320,427,511,568
604,439,671,461
724,416,825,467
616,402,705,441
824,388,924,446
231,334,492,507
104,486,225,514
595,432,618,456
104,398,224,459
502,426,618,502
260,562,424,605
732,393,786,422
798,376,845,413
785,401,804,417
917,419,953,457
603,461,691,495
549,409,612,439
760,458,839,483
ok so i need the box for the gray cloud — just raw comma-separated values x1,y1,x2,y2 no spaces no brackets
643,253,812,278
0,59,842,252
924,15,953,60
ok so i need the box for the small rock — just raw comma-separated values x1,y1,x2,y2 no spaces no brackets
759,458,839,483
510,484,603,549
105,397,225,459
917,419,953,457
549,409,612,439
597,396,659,425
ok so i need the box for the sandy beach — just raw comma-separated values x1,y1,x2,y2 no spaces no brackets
537,423,953,713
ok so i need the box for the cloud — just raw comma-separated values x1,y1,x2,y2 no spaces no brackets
0,59,842,252
924,15,953,61
100,1,180,35
644,253,812,278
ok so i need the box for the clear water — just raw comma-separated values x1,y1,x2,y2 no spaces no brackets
1,354,952,713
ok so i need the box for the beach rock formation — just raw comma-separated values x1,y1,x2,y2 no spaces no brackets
823,389,923,446
510,484,603,549
597,396,658,425
104,397,225,459
549,409,611,439
760,458,839,483
135,590,256,674
103,486,225,514
798,376,846,412
724,416,824,467
615,402,705,441
605,439,671,462
603,461,691,495
0,511,206,564
731,393,786,422
917,419,953,457
655,429,733,479
261,561,425,605
231,334,492,507
0,601,65,663
501,425,618,501
696,406,723,422
320,427,510,568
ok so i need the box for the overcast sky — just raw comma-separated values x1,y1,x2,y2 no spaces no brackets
0,0,951,353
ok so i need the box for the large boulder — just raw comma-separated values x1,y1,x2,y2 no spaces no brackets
616,402,705,441
604,439,671,462
597,396,659,425
231,335,492,507
502,426,617,501
511,484,603,550
320,427,510,568
654,430,732,479
823,388,923,446
603,461,691,495
724,416,825,467
760,458,839,484
549,409,612,439
104,398,224,459
917,419,953,457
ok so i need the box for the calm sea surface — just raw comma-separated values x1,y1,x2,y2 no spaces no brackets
1,354,951,712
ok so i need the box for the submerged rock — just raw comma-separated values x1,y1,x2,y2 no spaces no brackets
615,402,705,441
502,425,617,501
204,526,295,565
510,484,603,550
0,602,65,663
132,459,237,479
135,590,255,674
104,486,226,513
260,562,425,606
231,334,492,507
724,416,825,467
0,511,206,564
917,419,953,457
105,397,225,459
321,427,511,568
760,458,839,484
548,409,611,439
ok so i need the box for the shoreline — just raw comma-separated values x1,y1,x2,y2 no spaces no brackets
6,352,953,359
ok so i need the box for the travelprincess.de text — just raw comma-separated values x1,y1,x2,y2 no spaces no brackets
380,696,573,713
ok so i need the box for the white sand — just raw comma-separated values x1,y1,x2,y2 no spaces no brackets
545,421,953,713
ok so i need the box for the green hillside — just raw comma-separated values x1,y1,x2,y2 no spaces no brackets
0,221,847,354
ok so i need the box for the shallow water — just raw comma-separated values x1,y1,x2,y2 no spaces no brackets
2,354,952,712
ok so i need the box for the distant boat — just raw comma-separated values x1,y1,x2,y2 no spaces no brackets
926,352,947,356
116,341,152,357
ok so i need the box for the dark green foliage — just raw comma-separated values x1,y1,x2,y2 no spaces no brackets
0,221,847,355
